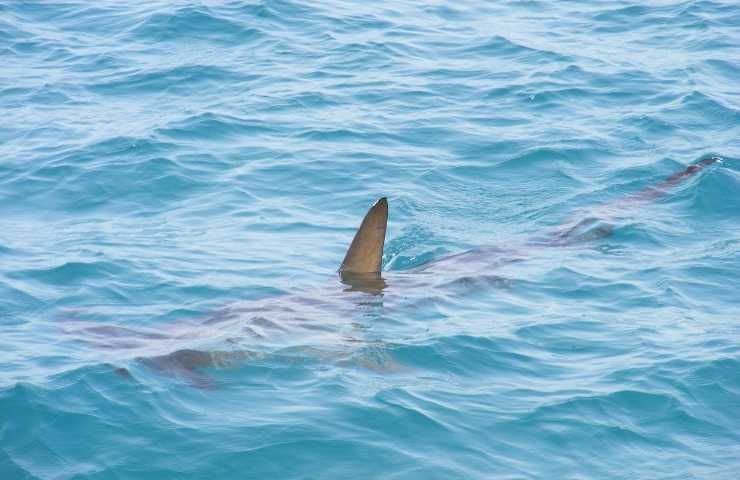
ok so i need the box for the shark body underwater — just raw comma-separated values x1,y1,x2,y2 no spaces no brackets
64,157,720,387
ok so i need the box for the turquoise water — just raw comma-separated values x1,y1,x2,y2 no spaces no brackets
2,0,740,478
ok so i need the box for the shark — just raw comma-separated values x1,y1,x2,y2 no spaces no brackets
63,156,720,387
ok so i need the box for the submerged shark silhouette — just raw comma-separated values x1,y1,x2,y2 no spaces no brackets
65,157,720,387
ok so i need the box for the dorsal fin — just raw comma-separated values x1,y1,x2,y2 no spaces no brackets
339,197,388,274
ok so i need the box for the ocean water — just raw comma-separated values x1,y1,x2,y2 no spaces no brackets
1,0,739,478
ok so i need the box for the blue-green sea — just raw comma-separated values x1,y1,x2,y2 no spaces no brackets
1,1,739,478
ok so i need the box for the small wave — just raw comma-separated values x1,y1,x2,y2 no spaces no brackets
126,7,264,45
0,280,44,322
394,335,566,379
87,64,242,96
460,35,571,63
11,261,125,286
157,112,276,142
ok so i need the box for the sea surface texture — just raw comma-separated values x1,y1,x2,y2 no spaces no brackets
1,1,739,478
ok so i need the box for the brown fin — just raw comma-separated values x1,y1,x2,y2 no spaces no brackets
339,197,388,274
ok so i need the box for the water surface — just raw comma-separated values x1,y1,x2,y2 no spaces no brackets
1,1,739,478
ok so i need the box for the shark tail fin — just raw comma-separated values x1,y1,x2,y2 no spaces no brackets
339,197,388,274
547,156,721,246
631,156,721,202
